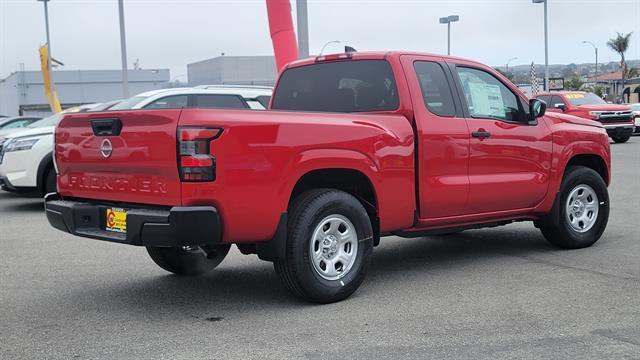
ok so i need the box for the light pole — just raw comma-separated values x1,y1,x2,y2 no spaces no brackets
439,15,459,55
532,0,549,91
319,40,340,55
506,57,518,74
582,41,598,83
118,0,129,98
37,0,54,106
296,0,309,58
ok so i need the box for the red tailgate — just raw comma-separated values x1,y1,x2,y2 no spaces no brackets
55,109,182,206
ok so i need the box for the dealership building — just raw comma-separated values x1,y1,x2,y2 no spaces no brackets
0,69,170,117
187,55,277,87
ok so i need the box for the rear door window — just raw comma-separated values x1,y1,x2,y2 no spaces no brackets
192,94,248,109
413,61,456,117
272,60,399,113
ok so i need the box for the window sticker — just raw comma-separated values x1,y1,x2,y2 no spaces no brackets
564,93,585,99
467,82,505,118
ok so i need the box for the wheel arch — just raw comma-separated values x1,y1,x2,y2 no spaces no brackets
565,153,609,185
36,152,54,195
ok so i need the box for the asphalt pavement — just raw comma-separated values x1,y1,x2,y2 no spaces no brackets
1,139,639,360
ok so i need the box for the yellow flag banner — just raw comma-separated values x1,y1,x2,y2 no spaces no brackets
39,45,62,113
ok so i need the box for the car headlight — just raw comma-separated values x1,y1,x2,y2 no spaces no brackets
588,111,601,119
4,138,39,152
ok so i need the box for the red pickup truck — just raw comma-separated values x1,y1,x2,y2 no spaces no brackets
534,91,635,143
46,52,611,303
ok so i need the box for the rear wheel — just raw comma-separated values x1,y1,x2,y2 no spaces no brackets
274,189,373,303
611,135,630,143
539,166,609,249
146,245,230,276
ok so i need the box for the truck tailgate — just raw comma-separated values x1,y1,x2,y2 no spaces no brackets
55,110,182,206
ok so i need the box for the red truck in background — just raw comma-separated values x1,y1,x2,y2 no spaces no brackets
534,91,635,143
46,52,611,303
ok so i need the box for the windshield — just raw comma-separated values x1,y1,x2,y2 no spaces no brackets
564,93,606,106
271,60,399,113
109,95,148,110
28,114,62,128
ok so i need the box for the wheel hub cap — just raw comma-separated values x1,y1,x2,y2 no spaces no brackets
565,184,599,233
310,214,358,281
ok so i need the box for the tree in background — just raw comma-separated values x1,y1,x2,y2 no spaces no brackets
606,32,632,100
565,76,585,91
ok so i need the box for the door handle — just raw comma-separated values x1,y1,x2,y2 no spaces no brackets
471,130,491,138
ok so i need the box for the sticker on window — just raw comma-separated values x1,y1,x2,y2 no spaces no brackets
467,82,505,118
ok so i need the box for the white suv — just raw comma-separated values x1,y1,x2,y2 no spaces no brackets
0,104,102,196
109,85,272,111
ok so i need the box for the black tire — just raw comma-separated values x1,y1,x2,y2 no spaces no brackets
539,166,609,249
146,245,230,276
611,135,631,143
274,189,374,303
44,168,57,195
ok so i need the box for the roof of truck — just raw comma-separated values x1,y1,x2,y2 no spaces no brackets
285,51,483,69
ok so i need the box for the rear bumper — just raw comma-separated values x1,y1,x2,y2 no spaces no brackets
44,193,222,247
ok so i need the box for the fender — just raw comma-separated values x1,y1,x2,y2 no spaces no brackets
535,138,610,214
280,148,415,232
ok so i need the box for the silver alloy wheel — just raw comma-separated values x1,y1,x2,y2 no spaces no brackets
565,184,599,233
309,214,358,281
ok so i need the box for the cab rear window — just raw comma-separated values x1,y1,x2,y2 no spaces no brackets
271,60,399,113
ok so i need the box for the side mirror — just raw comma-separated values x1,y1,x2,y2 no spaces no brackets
529,98,546,120
554,103,566,111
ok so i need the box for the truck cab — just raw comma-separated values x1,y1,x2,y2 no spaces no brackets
534,91,634,143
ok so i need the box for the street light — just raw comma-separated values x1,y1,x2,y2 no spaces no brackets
439,15,459,55
37,0,54,106
532,0,549,91
582,41,598,83
118,0,129,98
506,57,518,73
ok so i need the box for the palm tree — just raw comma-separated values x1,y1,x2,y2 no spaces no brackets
607,32,632,101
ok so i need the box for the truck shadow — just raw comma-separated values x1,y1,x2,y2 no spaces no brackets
1,200,44,212
57,226,555,315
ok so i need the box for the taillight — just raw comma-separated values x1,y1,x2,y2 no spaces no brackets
177,127,222,182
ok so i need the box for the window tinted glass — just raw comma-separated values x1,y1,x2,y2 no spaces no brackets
564,92,606,106
456,67,525,122
1,120,31,129
272,60,399,113
413,61,456,117
143,95,188,109
193,94,247,109
549,96,565,108
537,95,551,104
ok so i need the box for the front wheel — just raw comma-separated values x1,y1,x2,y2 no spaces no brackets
274,189,373,303
611,135,631,143
146,245,230,276
539,166,609,249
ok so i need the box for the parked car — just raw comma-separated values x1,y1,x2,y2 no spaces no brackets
109,85,272,111
0,116,42,140
46,52,611,303
534,91,634,143
627,103,640,134
0,104,103,196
